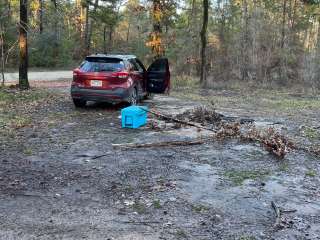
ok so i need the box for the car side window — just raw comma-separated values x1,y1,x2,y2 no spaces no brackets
130,59,145,73
128,59,139,71
135,59,145,72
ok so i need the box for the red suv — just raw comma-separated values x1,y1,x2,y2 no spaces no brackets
71,54,170,107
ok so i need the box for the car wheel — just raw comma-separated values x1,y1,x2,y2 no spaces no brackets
129,88,138,105
73,98,86,108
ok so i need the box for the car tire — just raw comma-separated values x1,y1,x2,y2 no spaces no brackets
73,99,86,108
129,88,138,106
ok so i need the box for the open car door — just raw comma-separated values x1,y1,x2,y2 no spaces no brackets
147,58,170,94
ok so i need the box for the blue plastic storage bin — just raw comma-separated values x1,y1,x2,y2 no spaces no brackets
121,106,148,128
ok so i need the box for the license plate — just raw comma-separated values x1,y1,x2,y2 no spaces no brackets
90,80,102,87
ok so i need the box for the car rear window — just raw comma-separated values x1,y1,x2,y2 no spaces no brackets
80,57,125,72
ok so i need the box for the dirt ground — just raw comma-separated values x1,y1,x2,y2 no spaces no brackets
0,80,319,240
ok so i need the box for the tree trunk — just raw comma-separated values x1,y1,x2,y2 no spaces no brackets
151,0,163,57
200,0,209,86
85,0,99,56
76,0,85,39
39,0,43,33
84,2,89,56
281,0,287,48
19,0,29,90
108,25,113,52
241,0,250,81
291,0,297,30
153,0,162,34
279,0,288,85
126,22,130,43
103,25,107,53
6,0,12,18
0,24,5,86
187,0,196,28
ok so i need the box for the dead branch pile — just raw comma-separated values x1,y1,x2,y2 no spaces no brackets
147,106,294,158
175,106,223,125
216,122,241,139
240,126,293,158
143,106,319,158
146,108,218,132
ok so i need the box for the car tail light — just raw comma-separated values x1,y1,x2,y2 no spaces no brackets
73,70,80,81
72,69,84,87
73,72,77,81
112,71,129,79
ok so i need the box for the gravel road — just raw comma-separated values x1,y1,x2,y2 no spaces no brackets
3,71,72,82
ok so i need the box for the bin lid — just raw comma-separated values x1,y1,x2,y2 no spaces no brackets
121,106,148,115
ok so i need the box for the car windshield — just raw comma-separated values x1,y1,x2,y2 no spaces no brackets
80,57,125,72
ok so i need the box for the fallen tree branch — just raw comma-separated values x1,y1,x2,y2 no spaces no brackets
144,108,217,132
281,209,297,214
271,201,282,228
112,139,205,149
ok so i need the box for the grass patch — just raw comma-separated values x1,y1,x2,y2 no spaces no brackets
301,127,319,141
224,170,270,186
0,88,48,105
279,162,289,172
171,90,240,107
0,87,66,134
153,199,162,209
23,147,33,156
268,98,320,111
192,204,210,213
239,236,256,240
172,85,320,115
124,185,134,194
175,229,188,239
305,170,317,177
171,75,200,89
132,201,147,214
0,114,32,129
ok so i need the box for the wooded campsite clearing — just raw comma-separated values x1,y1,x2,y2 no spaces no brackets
0,80,319,239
